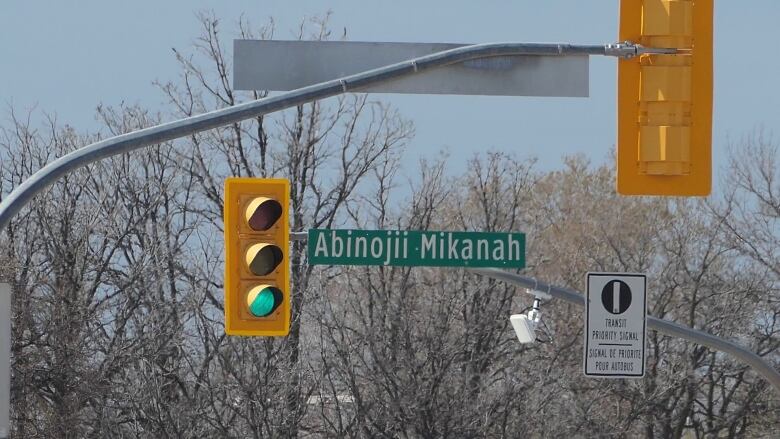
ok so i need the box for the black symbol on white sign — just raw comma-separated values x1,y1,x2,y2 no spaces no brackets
601,280,632,314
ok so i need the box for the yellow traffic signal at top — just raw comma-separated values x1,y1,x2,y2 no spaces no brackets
224,178,290,336
617,0,713,196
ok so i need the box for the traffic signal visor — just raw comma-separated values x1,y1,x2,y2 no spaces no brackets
617,0,713,196
224,178,290,336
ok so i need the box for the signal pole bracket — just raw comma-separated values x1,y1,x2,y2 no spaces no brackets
605,41,680,59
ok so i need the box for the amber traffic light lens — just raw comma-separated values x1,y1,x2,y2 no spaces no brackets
245,243,283,276
246,198,282,231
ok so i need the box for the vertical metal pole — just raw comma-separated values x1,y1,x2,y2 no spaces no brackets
0,283,9,439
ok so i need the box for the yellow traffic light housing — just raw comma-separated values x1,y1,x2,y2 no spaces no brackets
617,0,713,196
224,178,290,336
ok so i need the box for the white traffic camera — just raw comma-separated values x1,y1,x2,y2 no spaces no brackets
510,297,541,343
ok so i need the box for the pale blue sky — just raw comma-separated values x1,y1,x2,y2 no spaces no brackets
1,1,778,181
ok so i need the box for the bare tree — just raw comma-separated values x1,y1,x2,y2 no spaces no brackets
1,12,413,438
1,11,778,439
153,11,413,438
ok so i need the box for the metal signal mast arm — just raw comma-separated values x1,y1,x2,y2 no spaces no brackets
0,41,656,233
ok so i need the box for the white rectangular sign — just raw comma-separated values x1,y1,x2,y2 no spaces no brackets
584,273,647,378
234,40,589,97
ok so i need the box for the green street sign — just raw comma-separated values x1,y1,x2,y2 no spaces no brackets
308,229,525,269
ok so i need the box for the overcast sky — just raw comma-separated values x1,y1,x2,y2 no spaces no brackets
2,1,779,182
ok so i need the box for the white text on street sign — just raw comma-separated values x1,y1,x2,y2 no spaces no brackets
308,229,525,268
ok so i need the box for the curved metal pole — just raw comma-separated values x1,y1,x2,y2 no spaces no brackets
469,267,780,395
0,42,611,233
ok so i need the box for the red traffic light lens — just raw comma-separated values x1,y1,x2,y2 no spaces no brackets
246,198,282,231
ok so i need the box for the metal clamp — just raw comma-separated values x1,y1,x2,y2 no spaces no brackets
605,41,680,59
525,286,552,301
527,297,542,323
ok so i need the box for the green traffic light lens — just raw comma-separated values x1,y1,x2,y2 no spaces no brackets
247,286,283,317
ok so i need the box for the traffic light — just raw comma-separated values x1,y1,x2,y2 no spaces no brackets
224,177,290,336
617,0,713,196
